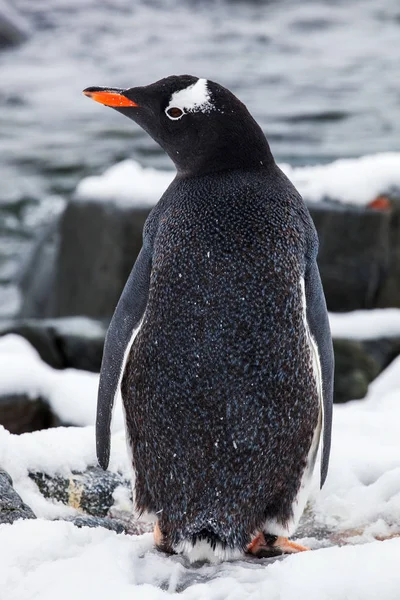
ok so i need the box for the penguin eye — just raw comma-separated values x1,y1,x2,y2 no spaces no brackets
166,106,184,120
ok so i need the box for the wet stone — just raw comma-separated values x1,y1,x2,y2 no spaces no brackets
30,467,131,517
0,469,36,524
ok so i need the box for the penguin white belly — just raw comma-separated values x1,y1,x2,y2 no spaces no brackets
118,317,157,521
263,278,324,537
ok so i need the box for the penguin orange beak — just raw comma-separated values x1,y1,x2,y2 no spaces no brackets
83,86,138,107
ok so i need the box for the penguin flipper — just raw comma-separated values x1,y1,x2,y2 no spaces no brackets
96,243,152,470
304,260,334,487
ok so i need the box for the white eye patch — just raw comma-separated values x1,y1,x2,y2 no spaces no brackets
165,78,213,120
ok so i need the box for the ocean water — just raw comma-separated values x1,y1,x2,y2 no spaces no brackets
1,0,400,315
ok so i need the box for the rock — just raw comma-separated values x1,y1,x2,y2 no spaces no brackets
0,469,36,524
51,199,150,319
309,202,390,312
361,337,400,372
0,316,106,372
0,0,29,49
333,339,380,403
18,191,400,321
376,197,400,308
69,515,127,534
0,394,61,434
18,219,60,319
15,190,400,352
30,467,131,517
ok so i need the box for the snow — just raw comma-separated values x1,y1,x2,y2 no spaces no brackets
0,424,130,519
0,334,123,430
280,152,400,206
167,78,213,114
75,159,174,205
1,519,400,599
1,325,400,595
329,308,400,339
75,152,400,206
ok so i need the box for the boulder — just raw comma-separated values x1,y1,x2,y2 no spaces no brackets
0,469,36,524
0,394,61,434
333,339,380,403
18,219,60,319
376,197,400,308
0,316,106,372
51,199,149,319
17,190,400,320
68,515,127,534
30,467,130,518
309,202,390,312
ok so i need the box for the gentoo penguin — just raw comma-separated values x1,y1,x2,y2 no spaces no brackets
83,76,334,561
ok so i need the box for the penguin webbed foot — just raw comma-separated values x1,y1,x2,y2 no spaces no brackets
247,532,310,558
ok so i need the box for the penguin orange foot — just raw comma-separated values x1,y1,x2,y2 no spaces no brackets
247,532,310,558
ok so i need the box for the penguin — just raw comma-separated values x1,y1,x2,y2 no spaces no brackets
83,75,334,561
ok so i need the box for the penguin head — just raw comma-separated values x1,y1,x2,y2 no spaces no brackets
83,75,273,176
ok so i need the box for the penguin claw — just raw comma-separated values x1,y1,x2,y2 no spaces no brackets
247,532,310,557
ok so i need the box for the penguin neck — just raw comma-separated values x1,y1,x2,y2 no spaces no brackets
173,121,275,177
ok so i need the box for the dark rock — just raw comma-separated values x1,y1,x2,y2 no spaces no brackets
50,317,105,371
18,219,60,319
333,339,380,403
51,199,150,319
30,467,131,517
0,1,29,49
309,202,390,312
70,515,127,534
376,197,400,308
361,337,400,372
0,469,36,524
0,316,106,372
0,394,61,434
18,192,400,322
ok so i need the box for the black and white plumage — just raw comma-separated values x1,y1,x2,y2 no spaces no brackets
84,76,334,560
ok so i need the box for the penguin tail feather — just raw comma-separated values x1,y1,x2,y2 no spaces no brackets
174,525,245,562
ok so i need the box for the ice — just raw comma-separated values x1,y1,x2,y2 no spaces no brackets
75,153,400,207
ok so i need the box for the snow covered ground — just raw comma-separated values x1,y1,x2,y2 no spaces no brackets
1,309,400,598
76,152,400,207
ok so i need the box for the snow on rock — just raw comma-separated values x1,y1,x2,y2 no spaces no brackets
280,152,400,205
329,308,400,340
75,153,400,207
75,159,175,205
0,334,123,430
0,519,399,599
0,425,130,519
